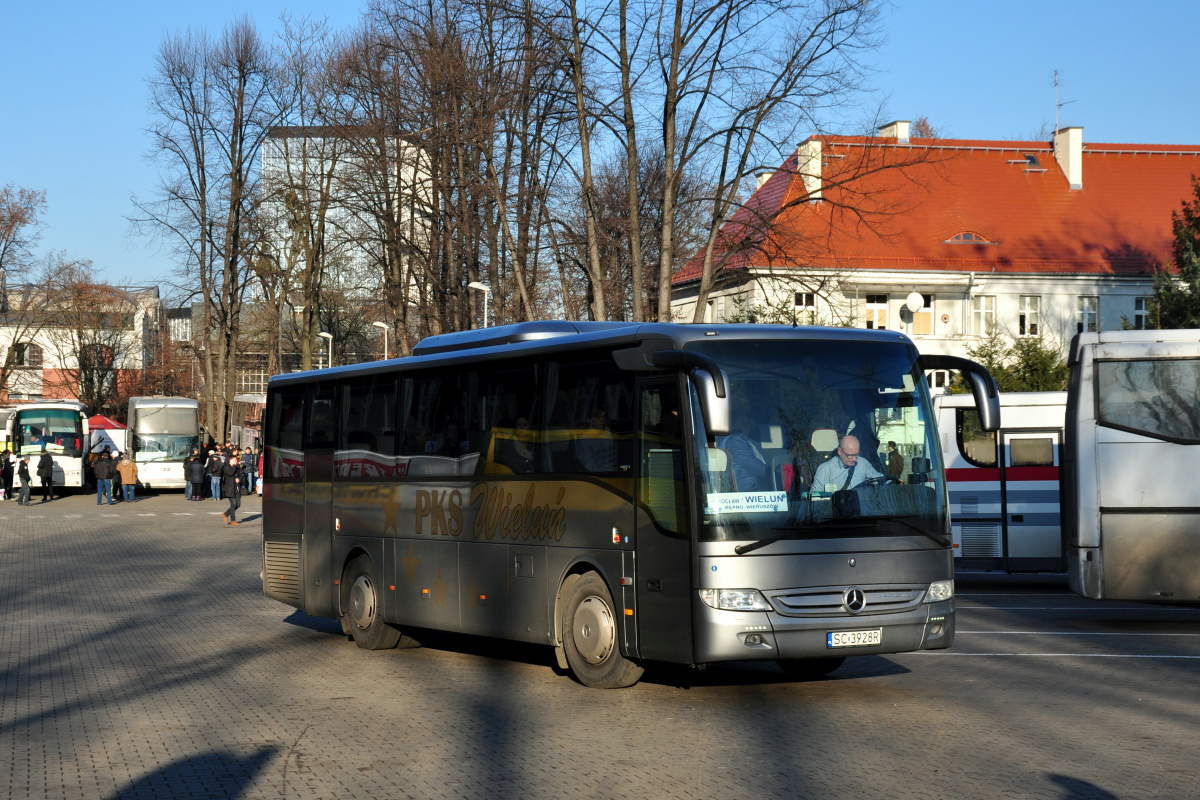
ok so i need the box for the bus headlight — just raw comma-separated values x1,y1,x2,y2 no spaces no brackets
699,588,773,611
924,580,954,603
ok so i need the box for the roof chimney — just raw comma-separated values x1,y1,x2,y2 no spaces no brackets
756,171,773,190
797,139,822,201
1054,126,1083,190
878,120,910,143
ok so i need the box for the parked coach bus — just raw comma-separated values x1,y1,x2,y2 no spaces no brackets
127,397,201,490
261,322,1000,687
935,392,1066,573
1064,330,1200,603
4,401,89,488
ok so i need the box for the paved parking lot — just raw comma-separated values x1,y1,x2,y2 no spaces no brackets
1,491,1197,799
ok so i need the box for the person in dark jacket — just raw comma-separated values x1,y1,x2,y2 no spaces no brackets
183,448,199,499
221,455,242,524
206,452,223,501
36,451,54,502
1,450,13,501
17,456,32,505
93,452,115,505
186,454,206,501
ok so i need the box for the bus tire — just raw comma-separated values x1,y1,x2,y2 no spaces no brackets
776,657,845,679
343,556,401,651
561,572,643,689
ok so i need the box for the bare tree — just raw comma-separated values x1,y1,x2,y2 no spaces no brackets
135,18,281,439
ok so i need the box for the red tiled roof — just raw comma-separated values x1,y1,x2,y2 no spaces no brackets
674,135,1200,284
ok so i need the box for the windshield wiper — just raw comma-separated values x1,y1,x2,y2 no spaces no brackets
734,520,874,555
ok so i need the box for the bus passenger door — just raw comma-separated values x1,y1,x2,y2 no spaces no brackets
303,381,338,618
634,378,693,662
1000,429,1064,572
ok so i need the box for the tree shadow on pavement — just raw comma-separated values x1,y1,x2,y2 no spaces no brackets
106,746,279,800
1049,773,1122,800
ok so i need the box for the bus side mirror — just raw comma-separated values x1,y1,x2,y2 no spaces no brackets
918,354,1001,432
650,350,730,436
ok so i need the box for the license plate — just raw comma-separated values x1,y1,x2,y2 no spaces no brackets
827,629,882,648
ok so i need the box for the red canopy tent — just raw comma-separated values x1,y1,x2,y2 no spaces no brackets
88,414,126,430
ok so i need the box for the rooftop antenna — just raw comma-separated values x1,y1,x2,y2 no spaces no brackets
1054,70,1076,142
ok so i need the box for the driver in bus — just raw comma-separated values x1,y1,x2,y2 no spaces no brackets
811,434,881,494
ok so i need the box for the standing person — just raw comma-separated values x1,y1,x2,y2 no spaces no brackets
187,452,206,501
36,450,55,502
1,450,13,501
886,441,905,481
206,449,224,501
117,454,139,502
221,455,242,525
17,456,32,505
93,452,115,505
183,447,199,499
242,446,256,495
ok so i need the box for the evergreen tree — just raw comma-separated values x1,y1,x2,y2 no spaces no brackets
1153,176,1200,328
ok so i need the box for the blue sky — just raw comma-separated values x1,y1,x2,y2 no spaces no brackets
2,0,1197,288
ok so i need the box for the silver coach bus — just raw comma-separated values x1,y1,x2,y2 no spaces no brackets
261,322,999,687
1064,330,1200,603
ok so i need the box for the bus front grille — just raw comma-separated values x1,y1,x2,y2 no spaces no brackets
769,585,924,617
264,540,302,604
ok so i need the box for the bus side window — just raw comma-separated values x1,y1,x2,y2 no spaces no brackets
640,381,687,536
306,382,337,450
399,370,462,474
338,376,398,478
267,388,306,480
957,408,997,468
468,361,540,475
546,354,634,476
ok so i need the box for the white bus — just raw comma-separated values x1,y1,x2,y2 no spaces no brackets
5,401,89,488
1064,330,1200,603
127,397,201,490
935,392,1066,573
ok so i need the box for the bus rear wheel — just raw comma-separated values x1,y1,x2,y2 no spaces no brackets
343,556,401,651
776,657,845,679
561,573,643,689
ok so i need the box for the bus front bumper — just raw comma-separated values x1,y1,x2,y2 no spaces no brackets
693,599,955,664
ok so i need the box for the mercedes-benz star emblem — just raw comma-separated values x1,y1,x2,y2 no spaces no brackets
843,588,867,614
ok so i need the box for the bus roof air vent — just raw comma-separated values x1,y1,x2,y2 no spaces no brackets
412,321,637,356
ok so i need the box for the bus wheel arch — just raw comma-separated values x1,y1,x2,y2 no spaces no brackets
551,559,606,666
558,570,643,689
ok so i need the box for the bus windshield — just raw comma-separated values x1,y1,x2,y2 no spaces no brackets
15,409,84,458
133,434,200,462
689,339,946,544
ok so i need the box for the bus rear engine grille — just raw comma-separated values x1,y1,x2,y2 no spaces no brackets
265,540,302,604
769,585,925,617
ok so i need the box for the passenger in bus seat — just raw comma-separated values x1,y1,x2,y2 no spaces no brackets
716,410,769,490
497,416,536,473
575,408,617,473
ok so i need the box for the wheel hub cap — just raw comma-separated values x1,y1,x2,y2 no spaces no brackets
349,575,376,630
573,596,615,665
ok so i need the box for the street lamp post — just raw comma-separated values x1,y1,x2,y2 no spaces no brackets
371,321,389,360
467,281,492,328
317,331,333,369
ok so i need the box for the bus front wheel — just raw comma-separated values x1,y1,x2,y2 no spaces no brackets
560,573,643,689
342,556,401,651
776,657,845,679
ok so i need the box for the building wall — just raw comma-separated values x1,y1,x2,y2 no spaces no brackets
671,270,1155,358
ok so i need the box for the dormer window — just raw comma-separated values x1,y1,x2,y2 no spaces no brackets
945,232,996,245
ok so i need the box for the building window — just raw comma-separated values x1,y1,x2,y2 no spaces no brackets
8,342,43,368
911,294,934,335
794,292,815,325
1134,297,1152,330
864,294,888,329
1077,296,1099,333
945,232,995,244
971,295,995,335
1018,296,1040,337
